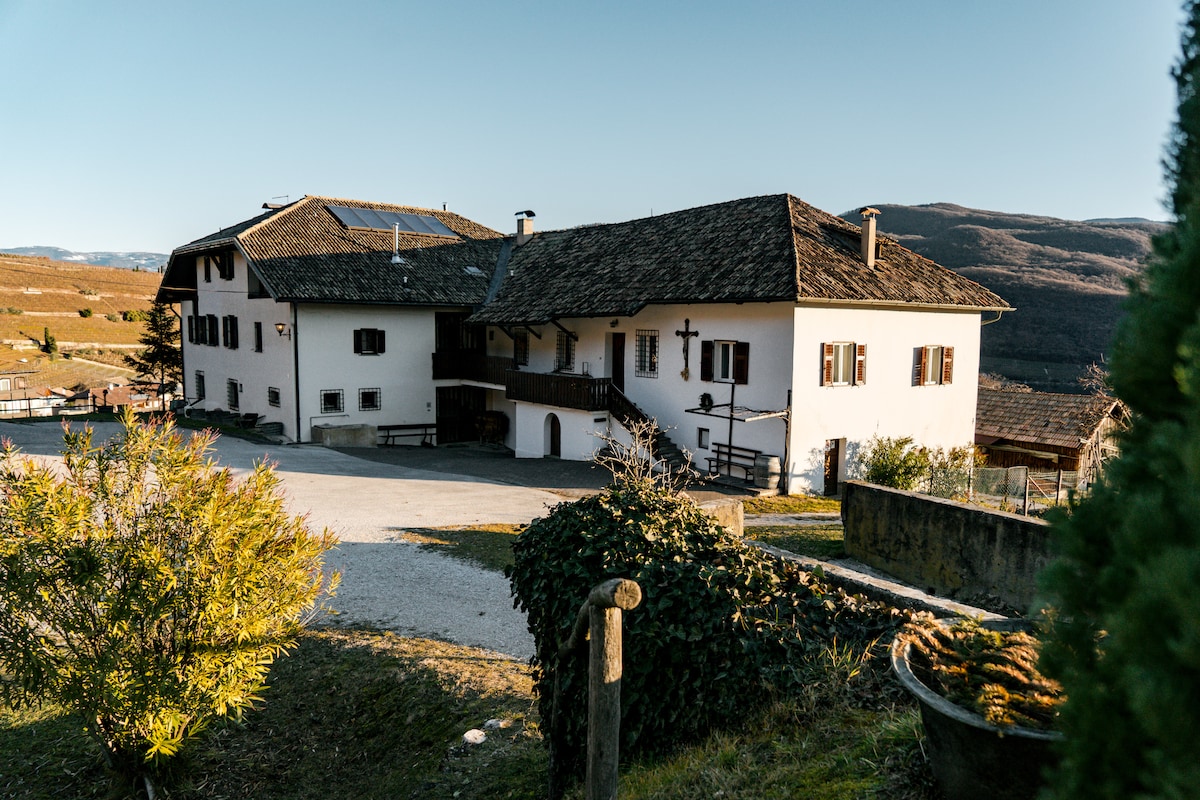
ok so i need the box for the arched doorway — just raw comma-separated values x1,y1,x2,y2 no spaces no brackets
545,413,561,458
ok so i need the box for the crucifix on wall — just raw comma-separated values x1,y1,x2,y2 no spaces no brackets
676,318,699,380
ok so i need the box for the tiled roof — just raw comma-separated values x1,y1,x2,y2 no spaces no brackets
470,194,1009,325
975,388,1124,450
159,197,504,306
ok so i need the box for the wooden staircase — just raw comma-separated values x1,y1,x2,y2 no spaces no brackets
606,386,695,475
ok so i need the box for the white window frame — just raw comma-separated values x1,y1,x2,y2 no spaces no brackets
831,342,855,386
715,340,736,383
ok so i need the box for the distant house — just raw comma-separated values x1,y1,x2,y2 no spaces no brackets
157,196,506,445
160,194,1009,495
975,388,1127,487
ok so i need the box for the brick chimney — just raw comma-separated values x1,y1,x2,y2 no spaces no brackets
859,207,880,268
516,212,535,246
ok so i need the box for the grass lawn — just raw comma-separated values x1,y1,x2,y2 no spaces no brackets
1,627,935,800
742,494,841,515
0,500,936,799
747,523,846,560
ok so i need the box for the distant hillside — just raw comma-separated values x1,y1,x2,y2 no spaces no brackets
0,246,168,272
0,252,162,352
842,203,1166,393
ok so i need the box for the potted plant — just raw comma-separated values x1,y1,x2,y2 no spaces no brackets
891,615,1064,800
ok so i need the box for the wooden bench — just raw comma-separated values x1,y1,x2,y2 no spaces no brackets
378,423,437,447
706,442,761,483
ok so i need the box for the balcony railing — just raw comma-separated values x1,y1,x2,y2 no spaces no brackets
505,370,611,412
432,352,515,385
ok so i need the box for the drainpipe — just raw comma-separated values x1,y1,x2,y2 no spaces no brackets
291,303,301,442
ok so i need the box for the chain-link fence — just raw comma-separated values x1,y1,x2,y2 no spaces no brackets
972,466,1080,514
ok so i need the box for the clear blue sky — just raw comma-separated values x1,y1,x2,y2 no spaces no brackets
0,0,1184,254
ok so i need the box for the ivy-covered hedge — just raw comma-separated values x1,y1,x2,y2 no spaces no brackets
507,479,906,787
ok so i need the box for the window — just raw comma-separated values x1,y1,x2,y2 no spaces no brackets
513,328,529,366
0,378,10,391
359,387,381,411
206,252,234,281
320,389,344,414
821,342,866,386
195,370,206,400
353,328,386,355
555,330,575,371
698,428,710,450
268,386,281,407
700,340,749,384
914,345,954,386
253,321,263,352
188,313,218,346
635,330,659,378
226,379,239,410
222,315,239,349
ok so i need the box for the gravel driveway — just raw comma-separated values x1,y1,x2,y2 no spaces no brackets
0,419,608,660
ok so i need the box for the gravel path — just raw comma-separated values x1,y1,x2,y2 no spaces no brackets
0,420,583,660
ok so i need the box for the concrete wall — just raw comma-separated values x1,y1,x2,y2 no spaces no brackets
841,480,1051,613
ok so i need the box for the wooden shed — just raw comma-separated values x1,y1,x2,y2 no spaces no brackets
975,388,1127,487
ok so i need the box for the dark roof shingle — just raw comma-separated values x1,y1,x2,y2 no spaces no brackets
470,194,1009,325
160,196,504,306
975,388,1124,450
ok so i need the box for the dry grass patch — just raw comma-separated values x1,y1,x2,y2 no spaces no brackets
401,523,524,574
743,494,842,515
747,524,846,560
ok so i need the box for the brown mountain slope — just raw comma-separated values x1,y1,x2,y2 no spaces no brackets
0,252,161,350
843,203,1166,392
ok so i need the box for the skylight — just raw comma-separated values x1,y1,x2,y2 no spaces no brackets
327,205,458,238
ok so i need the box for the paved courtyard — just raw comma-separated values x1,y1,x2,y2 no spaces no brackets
0,419,753,660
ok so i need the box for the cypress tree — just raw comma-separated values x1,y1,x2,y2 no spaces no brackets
1039,4,1200,797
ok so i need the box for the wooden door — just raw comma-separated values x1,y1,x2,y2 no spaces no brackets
610,333,625,392
823,438,841,496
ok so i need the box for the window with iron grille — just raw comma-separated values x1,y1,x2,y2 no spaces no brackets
320,389,344,414
635,330,659,377
555,330,575,371
359,387,381,411
226,379,239,411
267,386,280,407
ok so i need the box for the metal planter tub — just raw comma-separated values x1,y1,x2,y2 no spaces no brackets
890,619,1063,800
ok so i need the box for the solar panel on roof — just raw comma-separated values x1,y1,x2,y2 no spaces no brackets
326,205,458,238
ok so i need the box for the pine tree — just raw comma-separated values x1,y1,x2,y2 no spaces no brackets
124,300,182,405
1039,4,1200,797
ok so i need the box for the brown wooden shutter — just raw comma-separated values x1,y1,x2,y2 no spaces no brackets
353,329,363,354
821,343,834,386
700,340,714,382
733,341,750,385
377,329,386,354
855,344,867,385
941,346,954,384
186,315,195,343
914,347,926,386
207,315,219,345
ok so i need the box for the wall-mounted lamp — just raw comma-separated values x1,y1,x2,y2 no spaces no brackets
275,323,291,339
609,319,619,328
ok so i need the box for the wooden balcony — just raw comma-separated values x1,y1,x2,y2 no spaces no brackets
504,370,611,412
432,352,515,385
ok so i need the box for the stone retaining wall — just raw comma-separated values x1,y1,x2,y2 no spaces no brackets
841,481,1051,614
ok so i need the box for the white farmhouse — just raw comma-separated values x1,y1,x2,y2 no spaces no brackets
159,194,1008,495
158,196,507,444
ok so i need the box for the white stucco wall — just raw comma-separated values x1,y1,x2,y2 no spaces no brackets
787,304,982,493
295,304,441,443
489,301,983,495
179,252,296,435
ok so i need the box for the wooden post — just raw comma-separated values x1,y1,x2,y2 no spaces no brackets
1022,467,1031,516
585,579,641,800
1055,469,1064,506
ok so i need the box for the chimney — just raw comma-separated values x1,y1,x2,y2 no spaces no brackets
859,207,880,268
515,210,535,246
